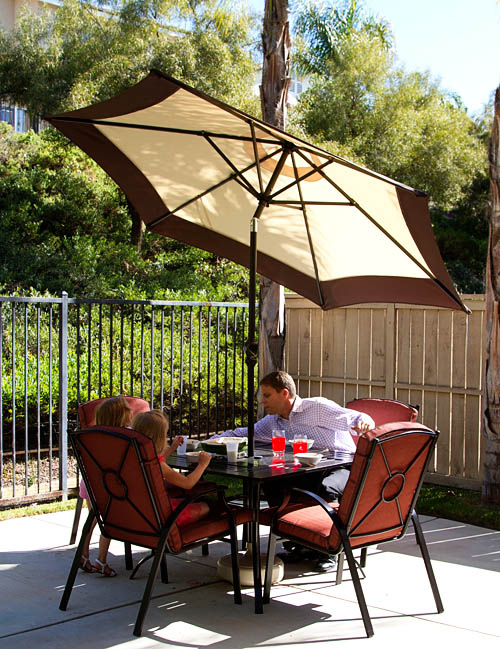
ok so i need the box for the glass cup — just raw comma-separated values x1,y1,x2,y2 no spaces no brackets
177,437,187,455
272,429,286,458
226,439,239,463
292,434,308,455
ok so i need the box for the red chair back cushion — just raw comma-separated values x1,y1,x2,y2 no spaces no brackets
346,398,418,427
78,396,150,428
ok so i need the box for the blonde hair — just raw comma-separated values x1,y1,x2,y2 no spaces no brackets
95,396,132,428
132,409,169,453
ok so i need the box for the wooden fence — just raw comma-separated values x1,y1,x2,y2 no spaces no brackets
285,294,486,490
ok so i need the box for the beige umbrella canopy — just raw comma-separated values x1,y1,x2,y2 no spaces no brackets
46,69,468,452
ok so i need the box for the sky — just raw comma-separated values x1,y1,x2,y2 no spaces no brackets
250,0,500,117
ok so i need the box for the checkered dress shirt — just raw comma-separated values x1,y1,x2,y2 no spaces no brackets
212,396,375,453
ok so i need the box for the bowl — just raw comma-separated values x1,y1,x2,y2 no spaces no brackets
185,438,200,451
201,437,247,455
295,452,323,466
288,439,315,450
185,450,201,458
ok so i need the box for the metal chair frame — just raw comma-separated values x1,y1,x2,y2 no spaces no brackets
61,427,243,636
264,425,444,638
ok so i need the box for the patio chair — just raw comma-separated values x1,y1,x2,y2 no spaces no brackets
342,397,419,577
60,425,251,636
69,396,150,547
263,421,443,638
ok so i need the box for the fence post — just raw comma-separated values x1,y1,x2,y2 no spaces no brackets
59,291,68,498
385,303,396,398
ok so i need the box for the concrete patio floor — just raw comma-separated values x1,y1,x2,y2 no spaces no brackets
0,509,499,648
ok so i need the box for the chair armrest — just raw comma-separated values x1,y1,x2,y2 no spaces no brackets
290,487,337,518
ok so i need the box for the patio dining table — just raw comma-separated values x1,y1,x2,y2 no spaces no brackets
166,443,353,614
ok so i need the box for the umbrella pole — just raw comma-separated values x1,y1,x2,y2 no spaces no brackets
246,217,258,458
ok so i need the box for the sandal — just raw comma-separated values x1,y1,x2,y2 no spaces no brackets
79,555,96,573
94,558,117,577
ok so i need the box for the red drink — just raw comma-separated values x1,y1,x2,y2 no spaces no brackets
293,439,307,454
272,436,286,453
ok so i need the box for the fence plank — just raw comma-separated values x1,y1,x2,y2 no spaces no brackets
451,311,467,477
309,308,323,397
436,310,453,475
284,294,486,488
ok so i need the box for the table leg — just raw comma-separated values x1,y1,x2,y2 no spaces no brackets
250,481,263,614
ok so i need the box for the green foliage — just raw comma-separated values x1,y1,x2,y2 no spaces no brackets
0,0,259,118
0,123,250,299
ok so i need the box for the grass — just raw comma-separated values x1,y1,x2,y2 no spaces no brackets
1,482,499,531
416,484,500,531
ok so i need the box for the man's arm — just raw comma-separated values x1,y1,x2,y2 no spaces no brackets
208,414,277,442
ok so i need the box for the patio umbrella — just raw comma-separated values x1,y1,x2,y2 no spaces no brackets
46,69,468,455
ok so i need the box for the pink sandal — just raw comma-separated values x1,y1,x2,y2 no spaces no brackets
94,558,117,577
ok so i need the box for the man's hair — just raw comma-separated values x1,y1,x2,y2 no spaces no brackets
95,395,132,428
259,371,296,398
132,409,169,454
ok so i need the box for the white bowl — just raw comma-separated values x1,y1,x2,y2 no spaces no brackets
185,451,201,458
295,452,323,466
185,438,200,451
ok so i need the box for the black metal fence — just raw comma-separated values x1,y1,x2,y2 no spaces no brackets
0,294,252,505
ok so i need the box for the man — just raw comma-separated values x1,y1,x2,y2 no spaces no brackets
210,371,375,571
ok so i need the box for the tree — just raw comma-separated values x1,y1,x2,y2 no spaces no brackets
0,0,258,294
484,86,500,504
258,0,290,382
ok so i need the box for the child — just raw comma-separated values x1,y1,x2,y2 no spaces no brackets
132,409,212,525
79,395,132,577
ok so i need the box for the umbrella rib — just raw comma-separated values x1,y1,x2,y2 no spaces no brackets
293,148,453,290
291,151,325,308
148,148,282,229
250,122,264,195
49,115,282,146
268,156,340,200
203,134,258,197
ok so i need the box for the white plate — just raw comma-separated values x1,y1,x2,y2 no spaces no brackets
185,451,201,458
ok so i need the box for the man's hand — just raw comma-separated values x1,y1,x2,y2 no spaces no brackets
352,421,373,435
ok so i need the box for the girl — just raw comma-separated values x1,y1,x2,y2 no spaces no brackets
132,409,212,525
79,395,132,577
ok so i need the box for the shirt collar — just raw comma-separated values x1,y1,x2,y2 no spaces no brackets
290,395,304,413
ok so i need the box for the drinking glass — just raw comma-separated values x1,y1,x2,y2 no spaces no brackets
226,439,239,463
292,434,308,455
271,429,286,458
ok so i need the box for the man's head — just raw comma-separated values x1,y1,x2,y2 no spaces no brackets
259,371,296,418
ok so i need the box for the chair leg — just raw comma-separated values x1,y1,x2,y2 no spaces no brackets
411,511,444,613
160,554,169,583
359,547,367,568
130,551,154,580
335,551,345,585
69,495,84,545
263,532,277,604
202,543,209,556
229,524,242,605
133,539,169,637
60,510,95,611
125,542,133,570
338,531,374,638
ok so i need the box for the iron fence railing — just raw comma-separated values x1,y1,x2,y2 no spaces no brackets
0,294,252,505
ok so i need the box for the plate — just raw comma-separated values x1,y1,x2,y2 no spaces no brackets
201,437,247,455
185,451,201,458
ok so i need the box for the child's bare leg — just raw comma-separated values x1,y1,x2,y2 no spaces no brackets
95,536,117,577
80,499,97,571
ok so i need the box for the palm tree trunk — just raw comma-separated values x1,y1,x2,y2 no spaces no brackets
483,86,500,504
258,0,290,385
